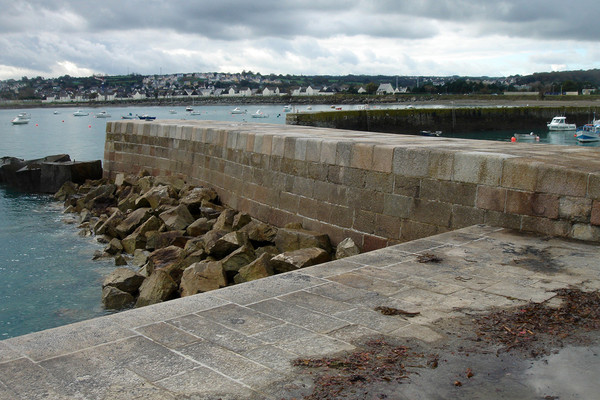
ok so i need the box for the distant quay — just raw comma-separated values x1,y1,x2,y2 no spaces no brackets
2,93,600,110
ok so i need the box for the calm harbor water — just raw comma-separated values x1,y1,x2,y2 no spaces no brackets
0,103,597,339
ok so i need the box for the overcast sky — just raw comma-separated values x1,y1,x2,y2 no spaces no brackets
0,0,598,80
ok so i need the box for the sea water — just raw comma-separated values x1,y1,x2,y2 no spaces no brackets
0,104,597,339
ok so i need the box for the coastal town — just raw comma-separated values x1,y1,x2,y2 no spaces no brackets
1,70,598,105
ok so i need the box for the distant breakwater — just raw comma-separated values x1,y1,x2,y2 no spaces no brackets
286,106,600,134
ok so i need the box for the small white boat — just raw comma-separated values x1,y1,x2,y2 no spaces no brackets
231,107,246,114
169,110,177,114
185,106,194,112
190,110,202,115
547,116,576,131
121,113,135,119
11,112,31,125
95,111,111,118
513,132,540,141
419,130,442,137
73,110,89,116
251,110,269,118
53,110,60,115
283,105,292,112
575,124,600,142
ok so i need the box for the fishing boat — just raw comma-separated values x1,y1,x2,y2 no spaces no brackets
251,110,269,118
11,112,31,125
73,110,89,116
185,106,194,112
137,114,156,120
575,124,600,142
121,113,135,119
547,116,576,131
231,107,246,114
95,111,111,118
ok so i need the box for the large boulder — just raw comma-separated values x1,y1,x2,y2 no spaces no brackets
102,267,145,294
135,185,177,210
135,270,178,307
114,207,152,238
102,286,135,310
186,217,214,237
179,187,218,214
274,228,332,253
239,219,278,243
232,212,252,230
146,245,187,280
54,181,78,201
145,230,188,251
180,261,227,297
206,231,250,258
121,231,146,254
154,176,186,192
94,209,124,237
270,247,331,273
335,238,361,259
221,245,256,275
159,204,195,231
212,209,237,231
234,253,274,284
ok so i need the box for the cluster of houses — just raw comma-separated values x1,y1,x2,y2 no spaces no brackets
38,83,408,104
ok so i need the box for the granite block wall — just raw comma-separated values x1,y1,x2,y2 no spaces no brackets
104,120,600,251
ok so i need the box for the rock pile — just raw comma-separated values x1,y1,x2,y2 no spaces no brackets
55,172,360,310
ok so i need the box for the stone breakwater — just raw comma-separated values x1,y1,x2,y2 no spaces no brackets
56,172,359,310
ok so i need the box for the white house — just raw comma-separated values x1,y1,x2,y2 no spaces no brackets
376,83,395,94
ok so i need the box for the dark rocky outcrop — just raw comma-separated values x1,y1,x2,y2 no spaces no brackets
1,154,102,193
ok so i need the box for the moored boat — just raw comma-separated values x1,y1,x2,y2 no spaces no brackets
73,110,89,116
547,116,576,131
513,132,540,141
419,130,442,137
137,114,156,120
121,113,135,119
575,124,600,142
95,111,111,118
231,107,246,114
251,110,269,118
11,113,31,125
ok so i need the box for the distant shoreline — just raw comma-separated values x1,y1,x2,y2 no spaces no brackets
2,94,600,110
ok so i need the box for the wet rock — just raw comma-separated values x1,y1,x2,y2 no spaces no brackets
335,238,361,259
94,209,124,237
271,247,331,273
105,237,123,255
274,228,332,253
54,181,78,201
234,253,274,284
147,245,187,281
180,261,227,297
102,286,135,310
102,267,145,294
136,269,178,307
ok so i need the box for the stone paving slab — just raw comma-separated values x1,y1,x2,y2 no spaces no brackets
0,225,599,399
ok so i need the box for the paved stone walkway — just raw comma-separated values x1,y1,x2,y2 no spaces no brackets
0,225,598,399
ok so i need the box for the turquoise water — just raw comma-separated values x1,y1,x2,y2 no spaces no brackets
0,104,597,339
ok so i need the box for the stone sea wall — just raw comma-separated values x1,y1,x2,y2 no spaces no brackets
287,106,598,134
104,120,600,251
